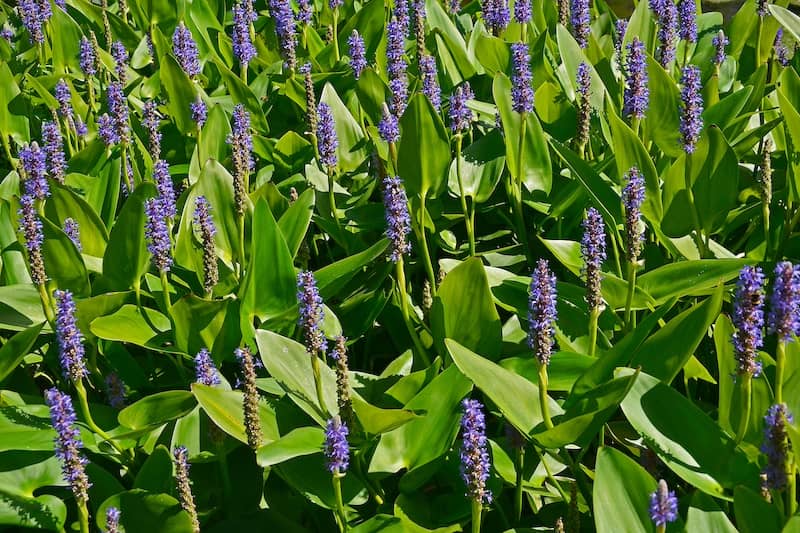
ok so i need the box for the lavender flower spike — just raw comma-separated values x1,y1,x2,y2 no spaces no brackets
762,403,794,490
270,0,297,70
195,348,221,386
657,0,678,67
232,1,257,67
449,83,474,133
382,175,412,262
111,41,129,83
576,62,591,148
143,100,162,160
80,36,96,76
1,25,14,42
679,65,703,154
712,30,728,67
581,208,606,311
104,507,121,533
19,141,49,200
528,259,558,366
649,479,679,526
173,22,201,77
624,37,649,119
757,0,769,17
173,446,201,533
107,81,130,145
378,104,400,144
297,0,313,24
193,196,219,294
420,55,442,110
235,346,263,450
614,19,628,64
317,102,338,171
482,0,510,35
460,399,492,504
732,265,766,377
768,262,800,341
387,18,407,80
511,42,534,113
18,194,46,286
105,372,127,409
153,160,176,219
389,76,409,118
515,0,532,23
348,30,367,79
98,114,118,146
144,198,173,273
227,104,253,216
54,289,88,384
622,167,645,263
324,416,350,473
190,98,207,127
63,218,81,251
41,121,66,184
55,79,75,129
677,0,696,43
571,0,591,48
19,0,45,44
775,29,791,67
45,389,91,503
297,270,328,354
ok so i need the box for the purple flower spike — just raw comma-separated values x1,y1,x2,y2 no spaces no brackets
447,0,461,14
173,22,201,77
348,30,367,79
449,82,474,133
511,42,534,113
775,29,791,67
482,0,510,35
622,167,645,263
98,114,119,146
528,259,558,366
649,479,678,527
235,346,263,450
389,77,409,118
173,446,200,533
387,19,407,79
712,30,728,66
190,98,207,127
193,196,219,294
614,19,628,63
18,194,46,286
297,270,327,355
79,36,96,76
19,0,44,44
581,207,606,311
227,104,253,216
460,399,492,504
0,25,14,42
624,37,649,119
768,262,800,341
195,348,221,386
233,1,257,66
657,0,678,66
378,105,400,143
732,265,766,377
571,0,590,48
576,62,591,146
395,0,410,34
111,41,128,82
297,0,313,24
317,102,338,171
41,121,66,184
19,141,49,200
757,0,768,17
107,81,130,145
105,507,121,533
514,0,532,23
144,198,173,273
63,218,81,251
420,55,441,110
324,417,350,473
143,100,162,160
55,289,88,384
105,372,127,409
45,389,91,503
677,0,696,43
679,65,703,154
270,0,298,70
382,175,412,262
153,160,176,219
762,403,793,490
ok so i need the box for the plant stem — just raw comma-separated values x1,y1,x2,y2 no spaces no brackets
514,446,525,523
588,307,600,357
37,283,55,327
513,114,530,262
414,193,437,296
788,465,797,517
396,259,430,367
735,374,752,444
471,499,483,533
756,17,764,69
332,8,341,62
328,167,341,230
311,351,327,416
538,363,554,429
684,154,707,258
624,261,637,331
455,135,475,256
332,471,348,531
777,340,786,404
236,211,246,279
75,380,126,456
77,499,90,533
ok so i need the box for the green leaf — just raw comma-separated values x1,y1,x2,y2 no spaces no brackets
212,62,269,133
637,259,750,305
733,485,782,533
0,405,56,451
630,286,723,383
770,5,800,42
0,285,47,331
446,339,562,435
0,455,66,530
41,216,90,296
0,323,44,384
159,54,196,134
170,295,230,355
431,258,502,359
103,183,157,291
315,239,389,300
447,130,505,203
619,369,759,497
44,181,108,258
192,383,279,444
594,447,657,533
278,188,315,258
118,391,197,430
644,55,682,158
686,492,738,533
493,72,552,195
239,199,297,321
90,304,176,353
556,25,608,112
194,104,231,174
320,83,369,173
256,427,325,467
351,394,418,435
96,490,195,532
398,94,452,199
499,353,594,392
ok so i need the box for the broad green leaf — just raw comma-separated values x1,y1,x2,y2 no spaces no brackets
194,104,231,175
192,383,279,444
431,258,502,359
686,492,738,533
315,239,389,299
170,295,229,355
159,54,196,134
733,485,781,533
771,5,800,42
644,56,682,157
133,445,175,495
256,427,325,467
0,456,66,530
321,83,369,173
619,369,759,497
556,25,608,111
594,447,657,533
447,130,505,203
637,259,750,304
213,61,269,132
278,188,315,258
351,394,418,435
499,353,594,392
90,304,176,353
0,405,56,452
41,217,90,296
398,94,452,199
493,72,552,195
118,391,197,430
446,339,562,436
0,285,47,332
0,323,44,384
239,199,297,321
44,181,108,258
96,490,195,532
103,183,157,291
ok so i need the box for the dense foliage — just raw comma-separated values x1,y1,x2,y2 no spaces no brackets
1,0,800,531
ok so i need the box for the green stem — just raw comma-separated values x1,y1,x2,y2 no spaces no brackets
311,351,326,416
534,446,570,502
777,340,786,404
397,259,431,367
763,192,771,256
656,525,666,533
332,8,341,62
328,167,341,229
75,381,126,456
236,212,246,278
514,446,525,523
455,135,475,256
735,374,752,444
471,499,483,533
788,465,797,517
388,141,399,174
332,471,348,531
538,364,554,429
756,17,764,69
513,114,530,261
159,270,172,317
414,193,437,296
684,149,707,258
77,498,89,533
240,62,248,85
588,307,600,357
624,261,637,331
37,283,55,327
